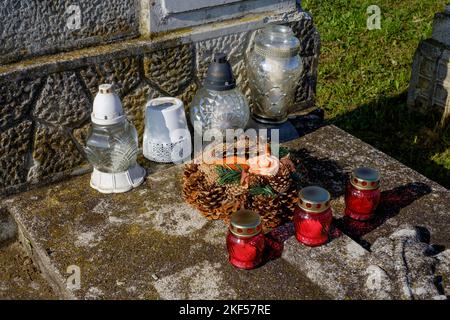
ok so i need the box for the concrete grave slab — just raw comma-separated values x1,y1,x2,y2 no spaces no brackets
2,125,449,299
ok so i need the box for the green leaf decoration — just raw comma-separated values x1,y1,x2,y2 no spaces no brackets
279,146,290,158
249,185,276,197
216,165,242,185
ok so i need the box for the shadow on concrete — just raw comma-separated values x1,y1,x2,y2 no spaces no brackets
290,147,348,198
335,182,432,250
332,91,450,189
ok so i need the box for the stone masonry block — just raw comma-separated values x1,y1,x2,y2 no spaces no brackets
0,0,138,65
33,71,90,128
72,122,91,148
195,32,250,84
143,44,194,96
177,82,199,111
0,78,41,130
290,16,320,57
0,120,33,188
79,56,142,98
28,123,85,181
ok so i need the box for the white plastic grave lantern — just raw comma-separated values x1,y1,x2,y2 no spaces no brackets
84,84,145,193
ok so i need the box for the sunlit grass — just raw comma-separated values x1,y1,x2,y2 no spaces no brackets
302,0,450,188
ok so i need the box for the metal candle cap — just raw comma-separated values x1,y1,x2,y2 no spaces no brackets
298,186,331,213
350,167,380,190
204,53,236,91
229,209,262,237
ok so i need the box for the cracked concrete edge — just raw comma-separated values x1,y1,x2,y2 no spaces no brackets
12,211,76,300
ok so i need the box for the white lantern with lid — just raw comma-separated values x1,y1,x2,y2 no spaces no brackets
84,84,145,193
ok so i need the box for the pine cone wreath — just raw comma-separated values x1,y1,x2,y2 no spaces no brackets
182,142,304,230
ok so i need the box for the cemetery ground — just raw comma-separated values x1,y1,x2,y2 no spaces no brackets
303,0,450,188
1,0,449,299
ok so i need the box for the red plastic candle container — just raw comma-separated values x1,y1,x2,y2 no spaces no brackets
294,186,333,247
226,209,265,270
345,167,381,221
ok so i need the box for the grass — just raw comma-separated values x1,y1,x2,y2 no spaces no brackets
301,0,450,189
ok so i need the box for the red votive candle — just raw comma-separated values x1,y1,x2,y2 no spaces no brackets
294,186,333,247
227,209,265,270
345,167,381,221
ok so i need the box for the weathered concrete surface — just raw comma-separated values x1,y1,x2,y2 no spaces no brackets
2,125,448,299
3,168,327,299
143,0,297,34
0,242,56,300
0,0,138,65
0,10,319,196
0,210,56,299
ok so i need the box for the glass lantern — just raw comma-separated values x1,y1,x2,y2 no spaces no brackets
246,24,303,124
190,53,249,136
84,84,145,193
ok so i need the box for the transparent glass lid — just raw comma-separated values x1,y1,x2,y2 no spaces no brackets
254,24,300,57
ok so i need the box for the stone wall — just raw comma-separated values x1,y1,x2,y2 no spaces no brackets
0,4,320,196
0,0,139,65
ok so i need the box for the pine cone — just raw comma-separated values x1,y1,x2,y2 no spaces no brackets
199,164,219,185
267,163,292,193
248,194,284,229
183,163,199,181
195,185,229,219
248,174,266,188
278,186,299,220
224,183,245,200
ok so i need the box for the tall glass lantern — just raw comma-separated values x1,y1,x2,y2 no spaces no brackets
246,25,303,124
190,53,249,136
85,84,145,193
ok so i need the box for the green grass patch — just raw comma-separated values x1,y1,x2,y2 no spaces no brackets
302,0,450,188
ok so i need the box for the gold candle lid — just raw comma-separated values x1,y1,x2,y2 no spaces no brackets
298,186,331,213
229,209,262,237
350,167,380,190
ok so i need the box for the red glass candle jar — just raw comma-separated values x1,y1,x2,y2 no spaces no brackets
294,186,333,247
345,167,381,221
226,210,265,270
